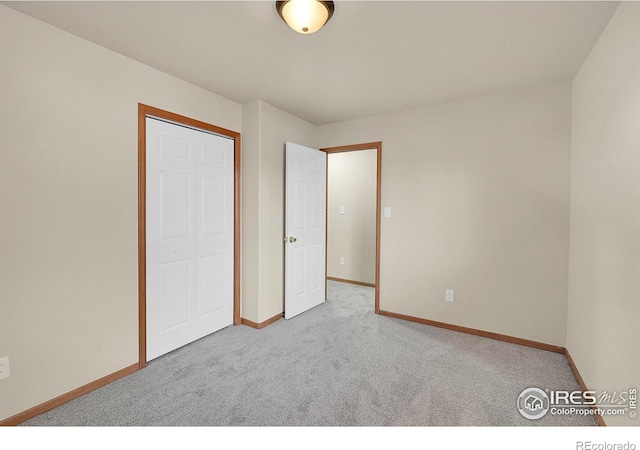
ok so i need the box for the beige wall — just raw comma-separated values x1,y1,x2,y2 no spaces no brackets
241,100,316,324
567,2,639,427
327,150,377,284
0,6,242,421
240,101,261,322
316,83,572,347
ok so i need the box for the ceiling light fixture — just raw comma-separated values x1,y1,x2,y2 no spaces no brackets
276,0,335,34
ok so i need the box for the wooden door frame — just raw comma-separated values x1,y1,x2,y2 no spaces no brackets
321,142,382,314
138,103,241,369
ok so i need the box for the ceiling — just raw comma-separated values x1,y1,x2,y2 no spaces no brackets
4,1,619,125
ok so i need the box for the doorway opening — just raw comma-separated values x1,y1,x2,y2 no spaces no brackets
138,104,241,368
321,142,382,313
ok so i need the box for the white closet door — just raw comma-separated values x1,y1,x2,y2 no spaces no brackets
146,117,234,361
284,142,327,319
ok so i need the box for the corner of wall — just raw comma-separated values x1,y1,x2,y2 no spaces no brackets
240,100,262,323
566,1,640,426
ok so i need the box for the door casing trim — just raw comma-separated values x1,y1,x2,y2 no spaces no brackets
321,142,382,313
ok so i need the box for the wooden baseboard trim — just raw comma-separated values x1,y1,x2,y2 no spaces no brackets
378,309,565,354
327,277,376,288
241,313,283,330
0,363,139,426
565,349,606,426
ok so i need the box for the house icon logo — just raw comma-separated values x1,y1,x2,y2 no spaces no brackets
517,387,550,420
525,395,543,411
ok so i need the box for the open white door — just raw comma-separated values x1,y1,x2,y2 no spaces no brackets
285,142,327,319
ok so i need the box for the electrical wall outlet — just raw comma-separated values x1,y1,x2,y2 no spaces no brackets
339,257,345,265
0,356,9,381
446,289,455,302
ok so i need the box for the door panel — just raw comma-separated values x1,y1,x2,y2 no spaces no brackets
147,117,234,361
200,253,225,315
194,133,234,340
200,177,225,234
159,259,191,330
159,172,192,239
285,142,326,319
159,135,191,162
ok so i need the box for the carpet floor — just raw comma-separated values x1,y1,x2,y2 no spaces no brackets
21,281,596,426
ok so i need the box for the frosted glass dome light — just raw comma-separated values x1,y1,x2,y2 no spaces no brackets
276,0,335,34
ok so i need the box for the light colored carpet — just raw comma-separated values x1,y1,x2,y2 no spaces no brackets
21,281,596,426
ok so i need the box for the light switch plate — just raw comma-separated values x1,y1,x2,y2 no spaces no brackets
340,206,346,215
384,207,391,218
446,290,455,302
